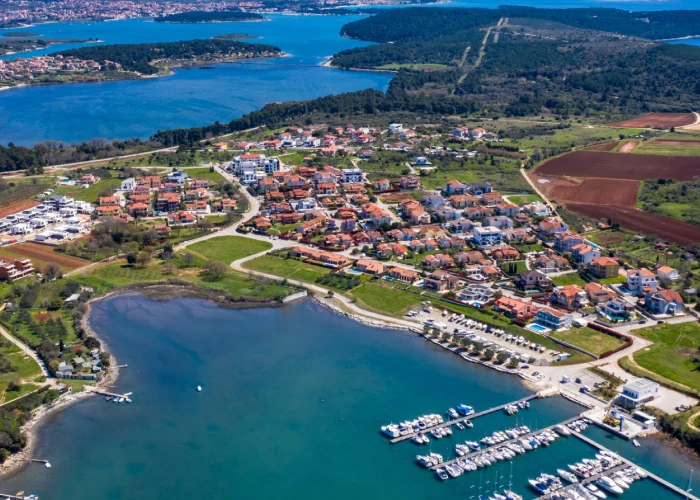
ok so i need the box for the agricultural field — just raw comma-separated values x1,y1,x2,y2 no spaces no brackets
551,327,626,357
187,236,272,264
632,322,700,393
607,113,697,128
0,243,89,272
536,151,700,181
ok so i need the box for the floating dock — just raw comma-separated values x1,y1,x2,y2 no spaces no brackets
0,494,27,499
429,415,581,471
571,431,700,500
533,463,629,500
390,394,538,444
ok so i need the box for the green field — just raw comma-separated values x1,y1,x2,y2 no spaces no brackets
633,142,700,157
53,178,122,203
0,344,43,403
243,255,331,283
181,166,226,183
507,194,542,205
551,272,588,287
187,236,272,264
632,322,700,392
552,327,625,356
349,282,422,316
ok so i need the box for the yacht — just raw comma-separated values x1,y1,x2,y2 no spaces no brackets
411,435,424,445
456,422,465,430
430,429,443,439
555,424,571,436
597,476,624,495
528,479,551,495
429,452,443,464
502,490,523,500
445,464,462,478
436,468,448,481
444,425,453,436
557,469,579,483
586,483,607,499
381,425,400,438
464,419,474,428
416,455,433,468
447,408,459,419
611,472,631,490
456,404,475,416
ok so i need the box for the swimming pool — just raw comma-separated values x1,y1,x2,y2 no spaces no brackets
526,323,551,334
345,269,363,276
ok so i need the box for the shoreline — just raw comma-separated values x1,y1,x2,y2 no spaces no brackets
0,282,289,478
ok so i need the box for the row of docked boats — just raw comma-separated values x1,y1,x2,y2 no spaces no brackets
381,413,444,438
504,400,529,415
105,394,132,403
529,450,647,499
567,418,590,432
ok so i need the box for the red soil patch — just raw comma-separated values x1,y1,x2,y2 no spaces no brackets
651,140,700,147
379,192,416,202
9,242,89,271
585,142,618,152
537,176,639,207
617,140,639,153
34,312,52,323
0,199,39,219
536,151,700,181
608,113,696,128
566,203,700,246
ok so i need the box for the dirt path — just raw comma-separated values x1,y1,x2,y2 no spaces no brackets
689,410,700,432
456,18,501,88
617,140,639,153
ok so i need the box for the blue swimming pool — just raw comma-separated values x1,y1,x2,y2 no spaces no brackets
527,323,550,334
345,269,363,276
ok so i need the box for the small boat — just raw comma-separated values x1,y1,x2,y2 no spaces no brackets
528,479,550,495
456,422,465,430
555,424,571,436
464,419,474,428
447,408,459,419
45,462,51,468
104,396,112,401
125,398,132,403
381,425,400,438
436,468,448,481
456,404,475,416
633,439,640,447
197,386,202,392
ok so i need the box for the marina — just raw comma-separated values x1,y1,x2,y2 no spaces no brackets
387,394,538,444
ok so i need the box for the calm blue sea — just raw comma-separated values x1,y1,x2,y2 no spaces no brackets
0,296,696,499
2,0,700,145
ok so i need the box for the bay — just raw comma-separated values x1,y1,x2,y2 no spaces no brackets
0,295,696,499
0,15,393,146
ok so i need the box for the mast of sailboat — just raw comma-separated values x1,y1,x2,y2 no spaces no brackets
686,468,694,500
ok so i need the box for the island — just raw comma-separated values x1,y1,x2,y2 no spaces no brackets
0,39,282,88
0,37,98,56
153,10,264,23
213,33,261,40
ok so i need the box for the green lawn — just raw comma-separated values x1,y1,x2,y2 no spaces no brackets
181,166,226,182
507,194,542,205
552,272,588,287
551,327,625,356
349,282,423,316
632,322,700,392
500,260,528,275
187,236,272,264
54,178,122,203
599,274,626,285
243,255,331,283
0,344,42,402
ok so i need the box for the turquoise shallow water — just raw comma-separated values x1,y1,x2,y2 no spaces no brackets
0,296,696,499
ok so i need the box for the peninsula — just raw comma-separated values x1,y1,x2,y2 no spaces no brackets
153,10,264,23
0,39,282,89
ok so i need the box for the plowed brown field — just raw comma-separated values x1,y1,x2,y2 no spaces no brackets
9,242,89,271
536,151,700,181
539,177,639,207
565,204,700,246
0,200,39,218
608,113,696,128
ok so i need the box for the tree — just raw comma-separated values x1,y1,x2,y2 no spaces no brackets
43,262,63,281
136,251,151,268
126,252,137,266
496,352,508,364
180,252,195,267
205,260,229,281
510,357,520,368
484,348,495,360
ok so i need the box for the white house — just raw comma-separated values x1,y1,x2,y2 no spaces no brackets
626,268,658,295
167,170,189,185
10,223,31,235
617,378,659,408
341,168,364,184
59,207,77,217
535,307,573,330
388,123,403,133
473,226,502,248
121,178,136,191
414,156,431,166
656,266,680,285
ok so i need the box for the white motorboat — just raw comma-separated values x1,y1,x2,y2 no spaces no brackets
381,425,400,438
597,476,624,495
557,469,578,483
586,483,607,499
447,408,459,419
197,385,202,392
436,468,448,481
456,422,465,430
416,455,433,467
555,424,571,436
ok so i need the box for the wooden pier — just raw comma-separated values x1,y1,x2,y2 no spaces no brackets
428,416,581,471
390,394,538,444
533,463,628,500
571,431,700,500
